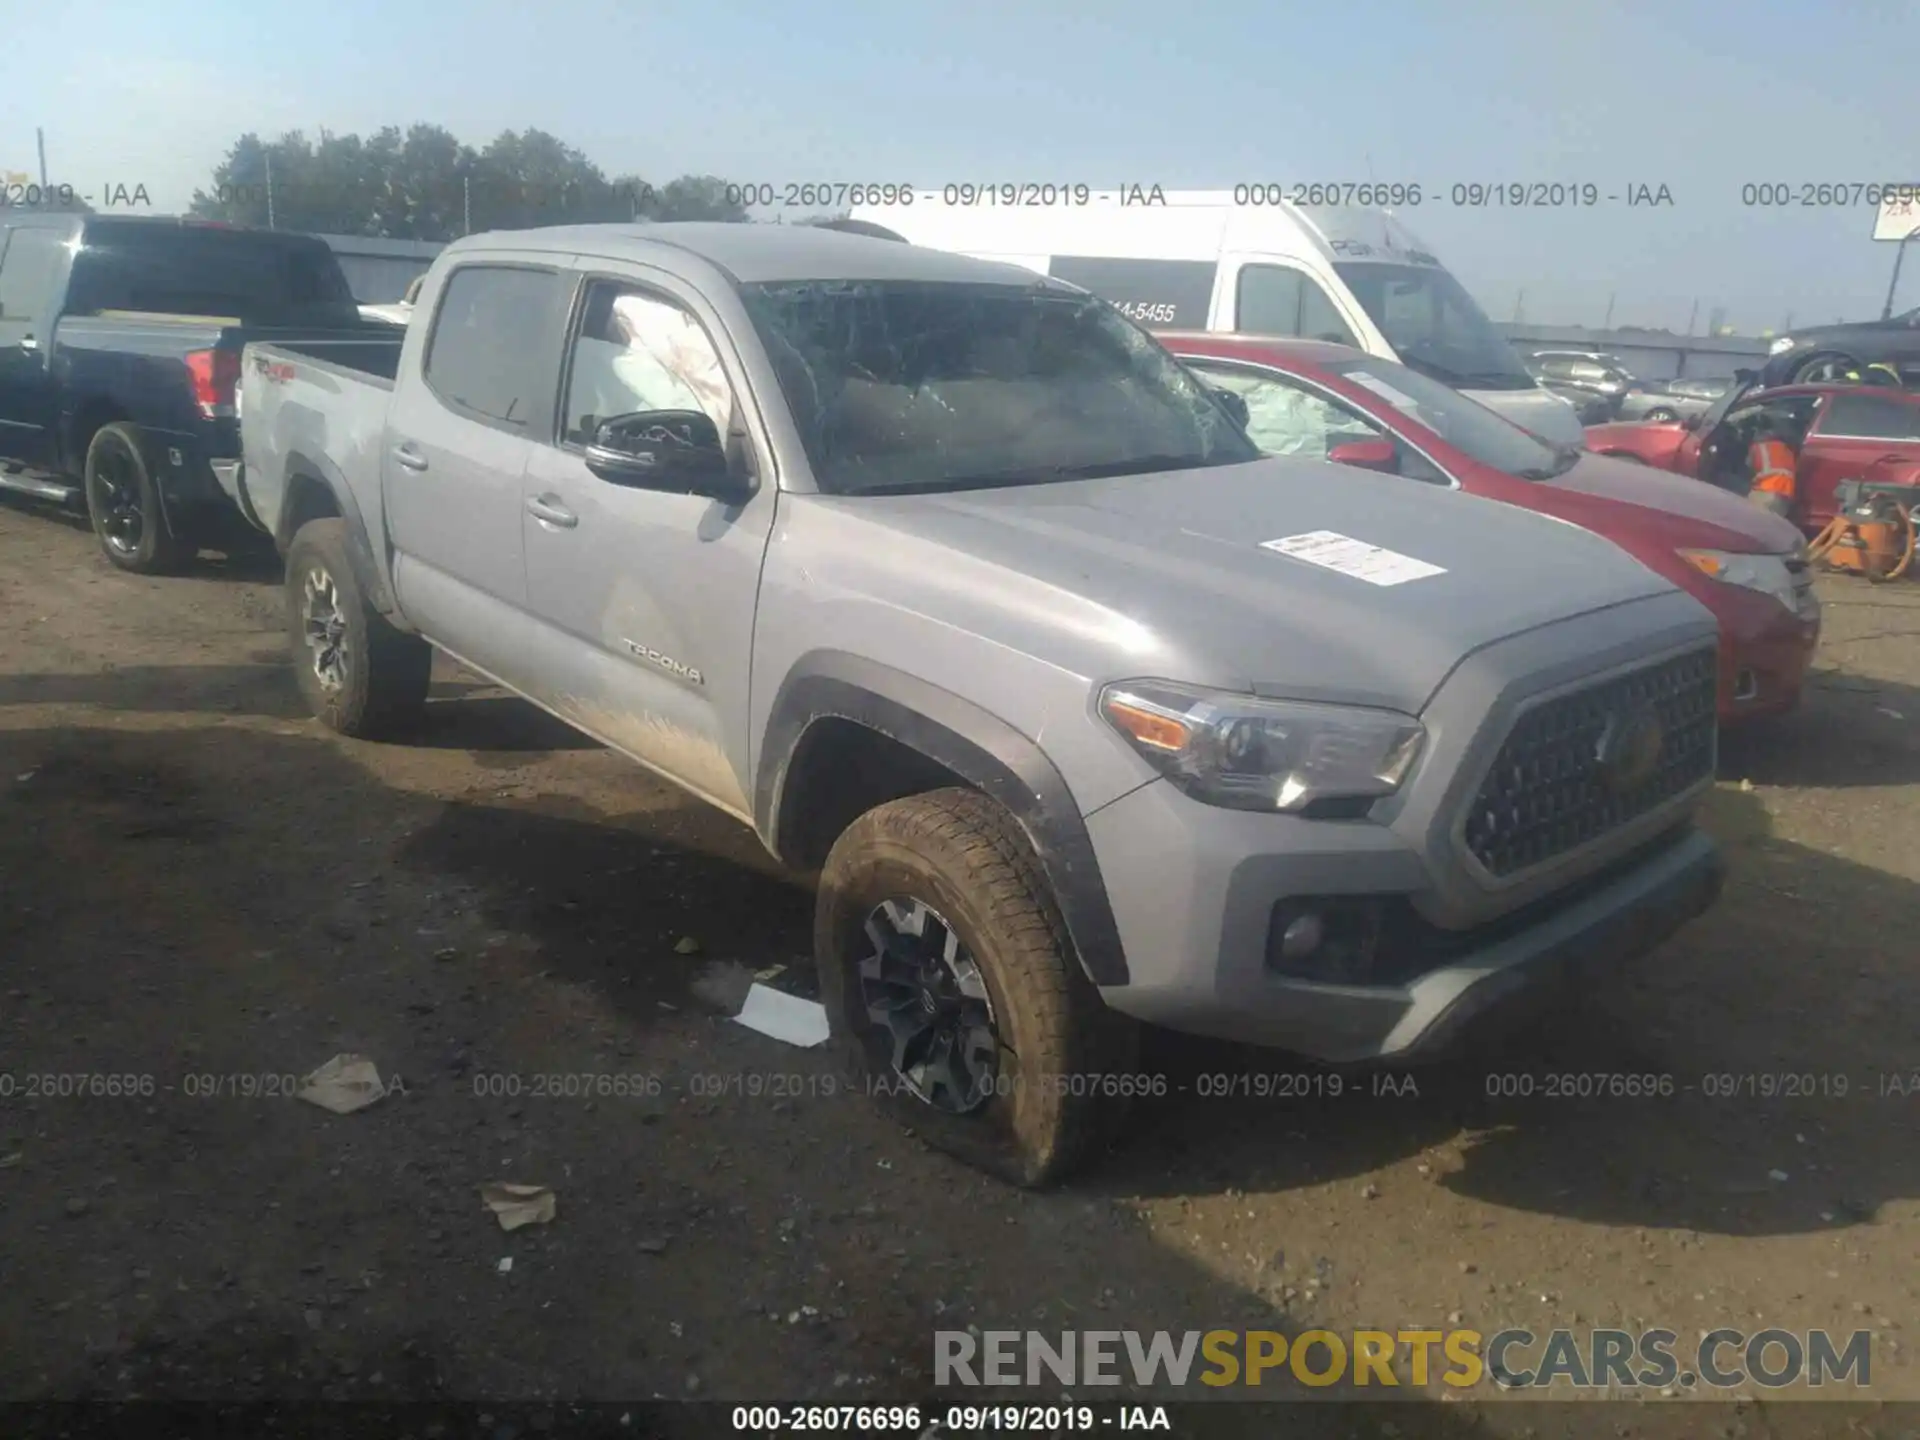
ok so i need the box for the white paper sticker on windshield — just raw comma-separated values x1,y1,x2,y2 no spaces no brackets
1260,531,1447,586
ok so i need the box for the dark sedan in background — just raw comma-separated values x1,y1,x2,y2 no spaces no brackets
1762,306,1920,388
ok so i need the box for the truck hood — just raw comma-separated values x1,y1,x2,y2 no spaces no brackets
832,456,1685,715
1539,452,1804,553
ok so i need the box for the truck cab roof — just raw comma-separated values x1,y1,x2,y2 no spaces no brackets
440,221,1078,289
3,212,323,240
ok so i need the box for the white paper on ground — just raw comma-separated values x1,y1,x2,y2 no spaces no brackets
1259,531,1447,587
732,983,829,1047
295,1053,388,1114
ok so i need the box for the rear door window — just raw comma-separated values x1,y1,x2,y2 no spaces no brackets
1813,392,1920,440
424,264,570,428
1044,257,1216,330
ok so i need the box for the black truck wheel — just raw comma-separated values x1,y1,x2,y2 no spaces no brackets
815,787,1137,1188
84,422,194,574
284,518,431,738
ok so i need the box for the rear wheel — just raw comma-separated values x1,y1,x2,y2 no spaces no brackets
285,518,431,738
84,422,194,574
815,787,1137,1187
1792,351,1863,385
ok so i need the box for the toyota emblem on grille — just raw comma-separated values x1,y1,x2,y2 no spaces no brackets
1595,703,1664,793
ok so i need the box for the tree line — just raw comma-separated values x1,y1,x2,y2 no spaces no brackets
187,124,839,239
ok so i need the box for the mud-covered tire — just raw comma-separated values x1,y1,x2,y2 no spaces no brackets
284,518,431,738
84,422,195,574
815,787,1138,1188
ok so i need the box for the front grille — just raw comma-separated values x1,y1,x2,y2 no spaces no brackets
1463,648,1717,879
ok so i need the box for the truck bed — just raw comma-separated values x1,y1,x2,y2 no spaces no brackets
254,335,405,382
235,339,403,544
0,314,397,512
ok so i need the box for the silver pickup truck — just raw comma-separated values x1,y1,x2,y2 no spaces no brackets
236,223,1727,1186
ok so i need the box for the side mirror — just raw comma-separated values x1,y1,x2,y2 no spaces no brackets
584,409,747,501
1209,387,1250,429
1326,437,1400,474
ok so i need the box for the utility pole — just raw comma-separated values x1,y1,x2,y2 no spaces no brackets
264,150,276,228
1686,299,1698,336
1513,289,1524,323
1602,292,1616,330
463,175,472,235
36,128,48,191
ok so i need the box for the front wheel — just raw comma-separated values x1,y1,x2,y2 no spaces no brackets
84,422,194,574
1644,407,1678,424
284,518,431,738
815,787,1137,1187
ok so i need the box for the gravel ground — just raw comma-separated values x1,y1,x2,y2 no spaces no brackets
1,496,1916,1436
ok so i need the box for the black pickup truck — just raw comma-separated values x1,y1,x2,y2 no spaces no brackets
0,214,381,572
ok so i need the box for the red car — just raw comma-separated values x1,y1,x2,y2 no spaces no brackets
1585,378,1920,536
1165,334,1820,724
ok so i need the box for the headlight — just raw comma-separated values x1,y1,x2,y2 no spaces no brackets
1768,336,1796,355
1099,680,1425,813
1678,549,1796,611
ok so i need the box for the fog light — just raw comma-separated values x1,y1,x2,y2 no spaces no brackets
1278,912,1324,961
1266,898,1384,983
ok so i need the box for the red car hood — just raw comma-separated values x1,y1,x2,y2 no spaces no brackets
1537,452,1803,553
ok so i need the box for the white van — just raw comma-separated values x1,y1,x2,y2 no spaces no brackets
846,190,1586,447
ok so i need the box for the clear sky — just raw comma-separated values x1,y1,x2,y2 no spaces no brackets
4,0,1915,331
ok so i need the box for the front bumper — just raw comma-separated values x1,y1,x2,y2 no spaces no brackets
1085,779,1725,1064
1707,582,1820,724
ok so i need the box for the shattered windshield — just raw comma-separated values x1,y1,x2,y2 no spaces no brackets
738,280,1260,495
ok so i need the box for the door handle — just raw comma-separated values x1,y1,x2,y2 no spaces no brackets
391,445,429,472
525,495,578,529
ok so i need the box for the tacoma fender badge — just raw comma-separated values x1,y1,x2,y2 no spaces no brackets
624,640,703,686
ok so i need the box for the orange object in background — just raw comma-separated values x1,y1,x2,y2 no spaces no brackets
1809,488,1917,582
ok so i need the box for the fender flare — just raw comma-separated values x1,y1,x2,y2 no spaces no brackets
276,446,401,619
757,651,1130,986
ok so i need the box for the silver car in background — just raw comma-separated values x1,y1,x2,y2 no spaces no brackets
1624,374,1735,424
1528,350,1733,425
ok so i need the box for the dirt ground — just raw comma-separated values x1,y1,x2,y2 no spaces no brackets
1,496,1917,1436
